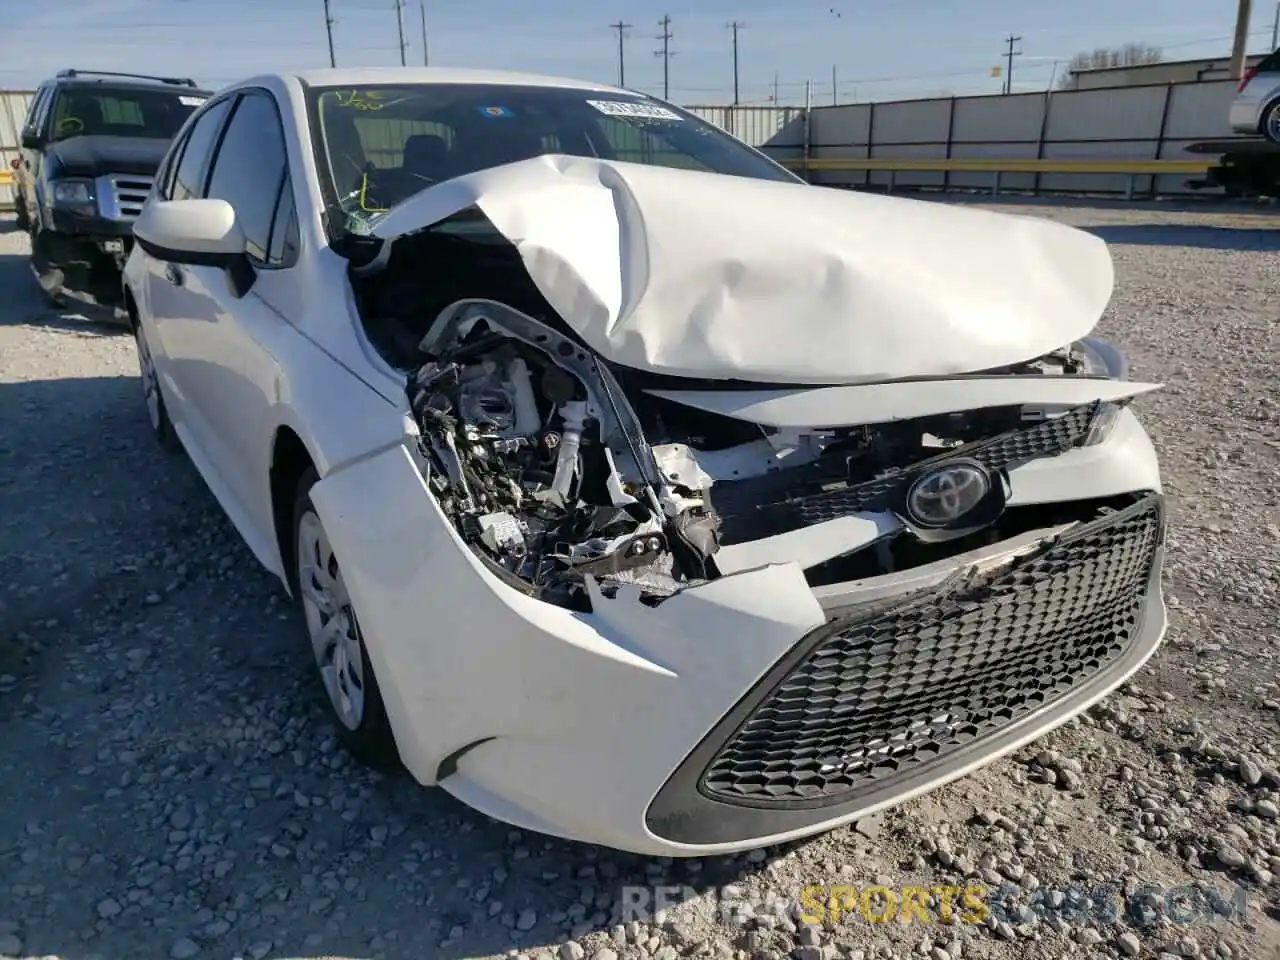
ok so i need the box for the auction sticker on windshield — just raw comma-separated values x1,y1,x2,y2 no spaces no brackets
179,96,207,107
587,100,682,121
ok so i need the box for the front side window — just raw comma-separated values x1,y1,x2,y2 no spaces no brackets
23,86,51,137
171,97,233,202
204,91,289,263
307,83,798,229
47,86,206,143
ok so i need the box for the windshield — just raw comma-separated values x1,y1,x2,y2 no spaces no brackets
307,83,799,229
49,87,205,143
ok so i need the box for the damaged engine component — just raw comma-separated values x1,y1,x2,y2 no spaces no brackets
409,301,722,607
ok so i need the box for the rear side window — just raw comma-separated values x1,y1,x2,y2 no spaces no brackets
203,91,289,264
171,98,233,201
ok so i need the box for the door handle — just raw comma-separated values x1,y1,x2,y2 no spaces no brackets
165,263,184,287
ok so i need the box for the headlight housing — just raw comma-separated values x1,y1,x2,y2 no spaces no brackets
1076,337,1130,447
51,178,97,216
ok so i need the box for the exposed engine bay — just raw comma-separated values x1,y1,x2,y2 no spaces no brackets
407,301,723,609
344,215,1129,612
398,296,1115,611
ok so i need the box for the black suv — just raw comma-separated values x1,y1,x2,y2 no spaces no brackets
13,69,213,314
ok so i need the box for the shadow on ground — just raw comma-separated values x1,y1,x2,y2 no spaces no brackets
0,323,800,960
1084,222,1280,250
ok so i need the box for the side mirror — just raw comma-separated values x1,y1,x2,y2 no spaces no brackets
21,132,42,149
134,198,256,297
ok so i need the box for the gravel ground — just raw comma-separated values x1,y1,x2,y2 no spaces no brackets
1,200,1278,960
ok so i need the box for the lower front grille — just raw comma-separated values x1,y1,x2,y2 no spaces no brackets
699,494,1164,808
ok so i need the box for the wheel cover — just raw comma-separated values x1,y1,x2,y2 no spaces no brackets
297,511,366,730
135,329,161,430
1268,104,1280,142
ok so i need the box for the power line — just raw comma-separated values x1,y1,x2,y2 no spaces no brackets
727,20,743,106
654,14,674,100
323,0,337,67
610,20,632,87
1002,34,1022,94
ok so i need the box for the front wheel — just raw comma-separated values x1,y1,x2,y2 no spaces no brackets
290,468,400,769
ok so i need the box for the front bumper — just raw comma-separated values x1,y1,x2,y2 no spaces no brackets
313,418,1167,856
1229,95,1263,135
47,207,136,239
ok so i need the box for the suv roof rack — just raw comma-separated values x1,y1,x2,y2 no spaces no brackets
56,69,199,89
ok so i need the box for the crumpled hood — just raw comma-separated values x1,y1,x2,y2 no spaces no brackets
371,154,1115,384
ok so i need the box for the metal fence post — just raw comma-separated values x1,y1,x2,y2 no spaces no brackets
943,97,956,190
802,81,813,183
1152,83,1175,199
1032,89,1052,196
865,101,876,189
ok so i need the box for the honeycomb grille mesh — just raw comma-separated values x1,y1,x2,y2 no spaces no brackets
700,496,1162,808
791,402,1100,526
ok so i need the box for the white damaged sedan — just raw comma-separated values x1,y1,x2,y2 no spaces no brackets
123,67,1167,857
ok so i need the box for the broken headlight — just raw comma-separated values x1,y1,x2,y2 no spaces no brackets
1084,402,1124,446
1076,337,1130,447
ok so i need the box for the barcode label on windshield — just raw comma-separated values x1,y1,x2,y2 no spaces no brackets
587,100,682,121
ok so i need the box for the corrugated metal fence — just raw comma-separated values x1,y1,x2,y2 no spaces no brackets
689,79,1246,196
1,90,34,210
803,78,1243,195
0,80,1254,210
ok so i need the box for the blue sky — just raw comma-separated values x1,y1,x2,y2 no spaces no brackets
1,0,1276,105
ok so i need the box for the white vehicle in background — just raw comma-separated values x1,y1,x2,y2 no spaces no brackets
123,67,1167,857
1229,48,1280,140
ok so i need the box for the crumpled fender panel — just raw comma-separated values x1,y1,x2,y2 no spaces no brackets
307,442,829,851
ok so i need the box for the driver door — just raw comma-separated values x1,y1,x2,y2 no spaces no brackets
147,89,301,557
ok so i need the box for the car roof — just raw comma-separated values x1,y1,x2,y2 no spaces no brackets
53,77,215,96
280,66,629,94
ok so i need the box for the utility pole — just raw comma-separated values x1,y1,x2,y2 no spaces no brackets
727,21,743,106
1232,0,1254,77
610,21,632,87
323,0,336,67
394,0,408,66
773,71,779,103
419,1,429,65
1002,34,1022,93
655,15,674,100
832,65,838,105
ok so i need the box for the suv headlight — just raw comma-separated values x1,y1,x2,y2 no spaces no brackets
51,178,97,215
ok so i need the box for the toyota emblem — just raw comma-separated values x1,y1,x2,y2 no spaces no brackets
904,461,991,528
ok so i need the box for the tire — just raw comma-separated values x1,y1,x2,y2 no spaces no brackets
13,193,30,233
290,468,401,769
133,322,181,451
30,228,68,308
1262,99,1280,144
